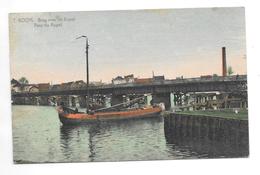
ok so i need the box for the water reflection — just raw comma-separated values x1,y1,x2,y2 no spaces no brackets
59,117,164,162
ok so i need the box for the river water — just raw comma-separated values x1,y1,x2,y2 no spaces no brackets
12,105,248,163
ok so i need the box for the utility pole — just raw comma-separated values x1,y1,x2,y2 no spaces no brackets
76,35,90,113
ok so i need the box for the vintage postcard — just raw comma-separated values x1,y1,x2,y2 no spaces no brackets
9,7,248,164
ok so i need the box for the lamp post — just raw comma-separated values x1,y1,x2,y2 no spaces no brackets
76,35,90,113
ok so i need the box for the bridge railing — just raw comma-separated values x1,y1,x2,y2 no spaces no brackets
49,75,246,90
12,75,247,95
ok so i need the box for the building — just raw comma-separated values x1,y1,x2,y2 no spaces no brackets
23,85,39,92
90,80,104,86
124,74,135,83
112,74,135,85
71,80,86,89
37,83,50,92
50,84,61,91
11,79,39,93
11,79,22,93
153,75,165,82
112,76,127,85
60,82,74,90
135,78,152,84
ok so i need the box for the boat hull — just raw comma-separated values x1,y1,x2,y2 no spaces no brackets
58,107,162,125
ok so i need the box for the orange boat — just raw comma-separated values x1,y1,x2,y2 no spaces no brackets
57,106,162,125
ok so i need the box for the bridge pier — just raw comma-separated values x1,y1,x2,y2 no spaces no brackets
48,96,57,106
35,97,40,105
31,97,38,105
68,96,76,107
55,96,62,106
25,97,33,105
152,92,171,110
78,96,87,108
145,94,153,106
105,95,112,108
38,96,49,106
223,94,229,109
242,101,247,109
170,93,176,109
12,97,20,105
74,96,80,108
187,93,195,111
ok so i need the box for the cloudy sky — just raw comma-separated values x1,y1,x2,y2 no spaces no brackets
9,7,246,84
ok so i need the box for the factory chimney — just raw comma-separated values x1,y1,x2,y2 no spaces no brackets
222,47,227,76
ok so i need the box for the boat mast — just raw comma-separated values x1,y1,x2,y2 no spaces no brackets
76,35,90,113
85,37,90,113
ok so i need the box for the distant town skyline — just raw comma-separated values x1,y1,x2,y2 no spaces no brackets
9,7,246,84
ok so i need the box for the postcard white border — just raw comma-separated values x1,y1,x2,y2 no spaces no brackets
1,0,260,175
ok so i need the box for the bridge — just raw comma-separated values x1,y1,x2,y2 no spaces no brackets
12,75,247,97
11,75,247,110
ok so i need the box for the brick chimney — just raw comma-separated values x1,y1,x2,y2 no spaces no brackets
222,47,227,76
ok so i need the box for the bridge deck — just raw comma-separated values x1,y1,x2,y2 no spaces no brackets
12,75,247,97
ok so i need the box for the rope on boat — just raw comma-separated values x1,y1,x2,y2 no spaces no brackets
93,93,152,112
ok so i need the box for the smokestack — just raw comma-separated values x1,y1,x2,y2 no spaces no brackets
222,47,227,76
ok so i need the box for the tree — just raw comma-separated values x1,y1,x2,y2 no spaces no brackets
227,66,234,76
18,77,29,84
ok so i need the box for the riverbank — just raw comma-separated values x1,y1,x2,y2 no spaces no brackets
174,109,248,120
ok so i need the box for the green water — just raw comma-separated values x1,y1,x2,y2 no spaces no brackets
12,105,199,163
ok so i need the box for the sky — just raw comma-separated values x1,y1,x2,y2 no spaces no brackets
9,7,247,84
